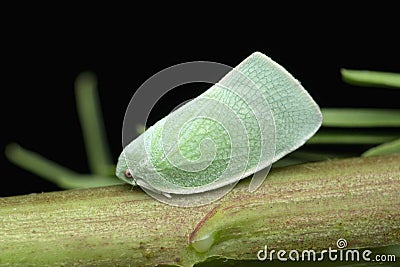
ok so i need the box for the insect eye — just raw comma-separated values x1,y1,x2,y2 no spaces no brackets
124,169,133,179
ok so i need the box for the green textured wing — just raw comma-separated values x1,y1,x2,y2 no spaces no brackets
132,52,321,195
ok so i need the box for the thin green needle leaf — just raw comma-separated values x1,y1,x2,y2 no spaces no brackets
4,143,121,189
322,108,400,127
307,130,399,145
75,72,113,176
341,69,400,88
5,143,78,182
362,138,400,157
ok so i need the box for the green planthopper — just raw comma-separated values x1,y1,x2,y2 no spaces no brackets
116,52,322,207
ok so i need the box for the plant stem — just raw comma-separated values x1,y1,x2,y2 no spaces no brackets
75,72,114,176
1,155,399,266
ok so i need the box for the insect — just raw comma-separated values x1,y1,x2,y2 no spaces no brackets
116,52,322,207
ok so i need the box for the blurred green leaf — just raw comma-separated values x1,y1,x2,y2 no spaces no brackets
308,130,399,144
5,143,120,189
5,143,76,182
362,138,400,157
341,69,400,88
321,108,400,127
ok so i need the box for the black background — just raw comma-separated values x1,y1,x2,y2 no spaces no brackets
2,11,400,197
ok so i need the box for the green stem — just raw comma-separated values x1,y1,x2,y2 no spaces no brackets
1,155,399,266
75,72,114,176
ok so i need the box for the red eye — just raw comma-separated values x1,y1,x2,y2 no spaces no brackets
124,169,133,178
